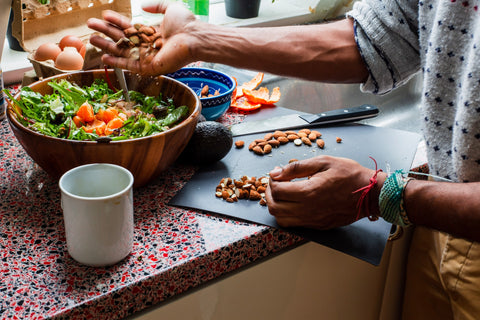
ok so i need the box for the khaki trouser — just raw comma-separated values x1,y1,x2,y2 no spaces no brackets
402,226,480,320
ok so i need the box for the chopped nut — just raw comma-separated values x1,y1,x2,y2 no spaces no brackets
200,85,209,97
336,137,342,143
294,138,303,146
257,186,266,193
249,190,262,201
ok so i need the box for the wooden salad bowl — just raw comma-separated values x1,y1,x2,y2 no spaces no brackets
6,69,201,187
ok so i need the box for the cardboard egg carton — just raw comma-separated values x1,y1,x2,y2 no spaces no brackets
11,0,132,80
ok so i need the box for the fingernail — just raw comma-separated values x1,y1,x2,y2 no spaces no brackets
269,166,282,177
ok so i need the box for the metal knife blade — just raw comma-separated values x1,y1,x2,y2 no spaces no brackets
114,67,130,102
230,104,379,137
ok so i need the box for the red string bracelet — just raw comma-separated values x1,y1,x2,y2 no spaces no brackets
352,156,382,221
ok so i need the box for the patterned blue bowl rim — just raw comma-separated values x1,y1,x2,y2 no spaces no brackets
165,67,236,101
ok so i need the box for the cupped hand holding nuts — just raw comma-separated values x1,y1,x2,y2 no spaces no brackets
87,4,197,75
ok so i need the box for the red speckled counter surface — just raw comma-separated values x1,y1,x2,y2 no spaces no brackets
0,96,303,319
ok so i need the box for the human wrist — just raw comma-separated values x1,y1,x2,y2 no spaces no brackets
366,171,387,220
378,170,414,226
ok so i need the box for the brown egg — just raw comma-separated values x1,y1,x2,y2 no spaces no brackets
55,47,84,70
34,42,62,61
59,35,86,57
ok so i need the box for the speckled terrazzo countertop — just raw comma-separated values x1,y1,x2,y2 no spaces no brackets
0,111,304,319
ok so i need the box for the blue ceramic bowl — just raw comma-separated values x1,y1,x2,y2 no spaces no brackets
166,67,235,121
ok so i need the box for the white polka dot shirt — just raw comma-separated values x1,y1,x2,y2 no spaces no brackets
349,0,480,182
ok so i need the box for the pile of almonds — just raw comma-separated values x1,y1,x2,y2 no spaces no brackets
215,176,269,206
117,23,162,63
236,128,342,156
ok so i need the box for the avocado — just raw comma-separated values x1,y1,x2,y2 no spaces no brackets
180,121,233,164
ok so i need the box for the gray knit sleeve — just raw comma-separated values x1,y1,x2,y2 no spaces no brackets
347,0,421,95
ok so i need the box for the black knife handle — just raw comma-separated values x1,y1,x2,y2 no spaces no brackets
299,104,379,124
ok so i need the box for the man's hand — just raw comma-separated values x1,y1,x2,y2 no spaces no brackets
265,155,386,229
87,2,197,75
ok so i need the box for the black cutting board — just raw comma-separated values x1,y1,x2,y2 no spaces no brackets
170,123,421,265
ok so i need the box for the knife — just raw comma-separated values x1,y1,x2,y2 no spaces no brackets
230,104,379,136
114,67,130,102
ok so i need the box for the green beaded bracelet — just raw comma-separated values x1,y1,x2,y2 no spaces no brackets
378,170,413,226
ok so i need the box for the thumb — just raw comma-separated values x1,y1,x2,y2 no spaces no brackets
142,0,169,14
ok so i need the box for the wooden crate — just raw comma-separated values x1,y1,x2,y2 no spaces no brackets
11,0,132,79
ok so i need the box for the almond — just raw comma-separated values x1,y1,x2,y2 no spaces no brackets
336,137,342,143
301,136,312,146
317,139,325,149
299,128,311,135
253,145,264,155
311,130,322,138
264,133,274,141
263,144,272,154
287,134,299,141
273,130,287,139
277,136,289,144
257,186,266,193
256,141,268,147
308,132,317,141
235,140,245,148
267,139,280,148
249,190,262,201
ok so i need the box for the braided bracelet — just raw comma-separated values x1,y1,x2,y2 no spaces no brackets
378,170,413,226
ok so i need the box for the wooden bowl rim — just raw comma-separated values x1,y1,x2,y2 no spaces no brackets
6,70,201,145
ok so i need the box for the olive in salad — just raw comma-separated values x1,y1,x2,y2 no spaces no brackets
4,78,189,141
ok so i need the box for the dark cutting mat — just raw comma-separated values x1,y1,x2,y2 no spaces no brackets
170,123,421,265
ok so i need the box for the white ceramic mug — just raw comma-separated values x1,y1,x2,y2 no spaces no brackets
59,163,134,267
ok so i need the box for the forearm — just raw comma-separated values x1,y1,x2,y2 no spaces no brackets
404,180,480,242
190,18,368,83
